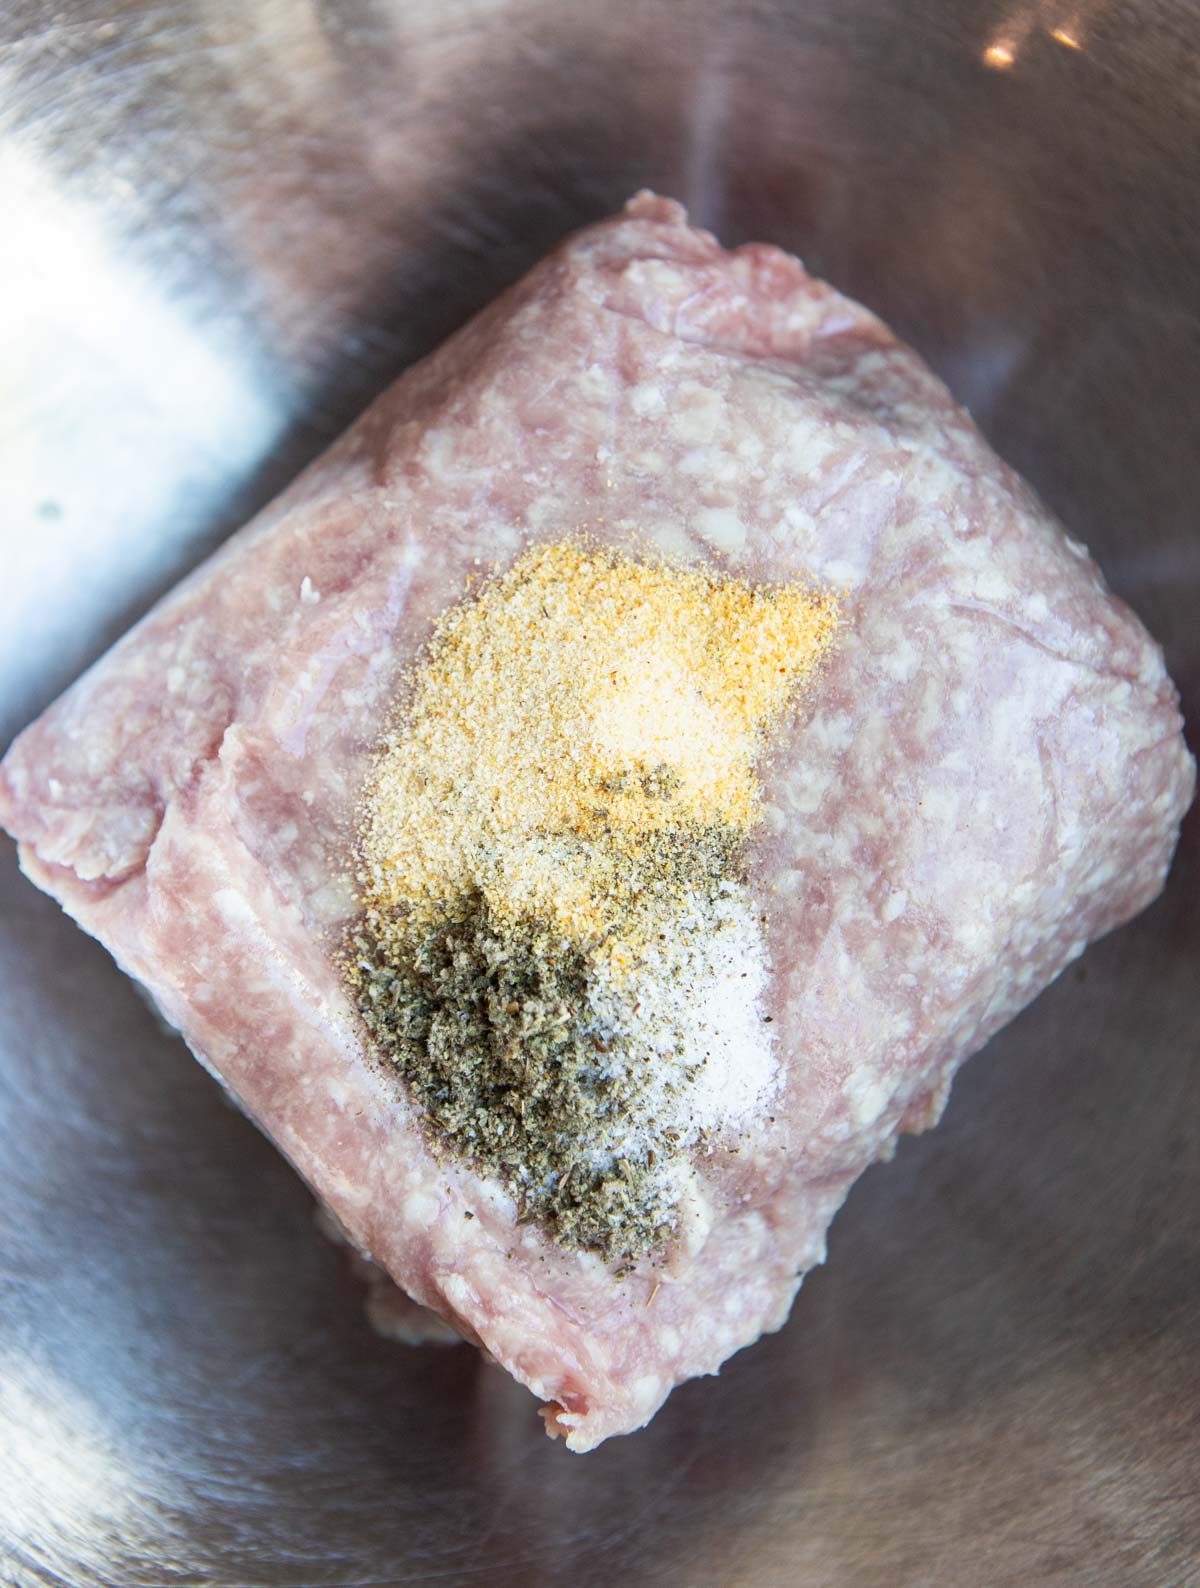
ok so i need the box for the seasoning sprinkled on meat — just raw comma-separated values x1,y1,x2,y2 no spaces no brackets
350,541,839,1264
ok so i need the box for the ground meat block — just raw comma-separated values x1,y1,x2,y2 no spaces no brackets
0,193,1192,1450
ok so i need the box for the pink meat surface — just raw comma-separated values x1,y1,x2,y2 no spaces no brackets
1,194,1193,1451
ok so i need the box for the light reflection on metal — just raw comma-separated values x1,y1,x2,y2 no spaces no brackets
0,144,281,733
0,1364,166,1570
983,2,1089,70
982,4,1036,70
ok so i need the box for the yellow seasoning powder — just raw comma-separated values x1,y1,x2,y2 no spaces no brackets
350,539,838,1268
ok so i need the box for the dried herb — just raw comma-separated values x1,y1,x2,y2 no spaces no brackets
353,890,680,1266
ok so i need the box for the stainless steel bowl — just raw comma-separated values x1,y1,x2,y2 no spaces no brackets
1,4,1196,1583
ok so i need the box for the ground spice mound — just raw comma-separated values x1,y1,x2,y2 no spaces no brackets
350,539,838,1267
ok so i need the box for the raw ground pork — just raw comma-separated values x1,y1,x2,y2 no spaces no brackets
0,194,1192,1450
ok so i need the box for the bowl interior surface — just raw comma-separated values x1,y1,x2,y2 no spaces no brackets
0,3,1197,1584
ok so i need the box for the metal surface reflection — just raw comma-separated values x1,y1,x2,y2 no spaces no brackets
1,1,1197,1584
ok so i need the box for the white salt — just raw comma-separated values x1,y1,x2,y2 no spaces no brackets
582,881,779,1181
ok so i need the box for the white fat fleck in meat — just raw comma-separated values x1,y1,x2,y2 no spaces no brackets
213,887,256,927
881,889,908,923
669,383,724,445
694,506,748,554
630,382,666,417
845,1071,891,1127
404,1192,440,1227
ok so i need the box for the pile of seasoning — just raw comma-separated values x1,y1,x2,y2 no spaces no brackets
349,539,838,1267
